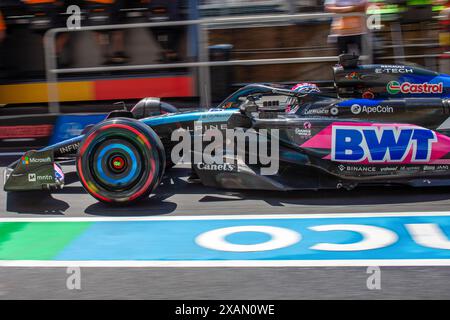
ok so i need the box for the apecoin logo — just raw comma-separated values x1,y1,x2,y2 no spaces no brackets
351,104,362,115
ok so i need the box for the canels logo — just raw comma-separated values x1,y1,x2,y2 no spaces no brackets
387,81,443,95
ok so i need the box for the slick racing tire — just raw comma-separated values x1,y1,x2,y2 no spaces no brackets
76,118,165,204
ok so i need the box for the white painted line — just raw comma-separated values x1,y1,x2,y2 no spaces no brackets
1,211,450,223
0,259,450,267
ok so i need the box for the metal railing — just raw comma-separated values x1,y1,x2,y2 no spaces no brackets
44,12,371,113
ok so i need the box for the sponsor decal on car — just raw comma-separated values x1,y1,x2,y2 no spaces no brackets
337,164,376,172
332,125,437,163
375,66,413,74
295,122,313,138
196,163,236,172
27,173,53,182
350,104,393,114
21,155,52,165
379,166,399,172
305,108,329,115
295,128,311,138
387,81,443,94
345,72,359,80
350,104,362,114
423,165,449,171
336,164,426,174
54,164,64,182
58,141,80,154
302,123,450,166
399,166,421,172
198,112,233,123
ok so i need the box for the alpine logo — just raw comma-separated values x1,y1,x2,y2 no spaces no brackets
387,81,443,95
332,125,437,163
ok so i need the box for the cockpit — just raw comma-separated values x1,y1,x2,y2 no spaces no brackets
217,83,330,115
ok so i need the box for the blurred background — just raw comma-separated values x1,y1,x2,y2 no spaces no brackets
0,0,449,153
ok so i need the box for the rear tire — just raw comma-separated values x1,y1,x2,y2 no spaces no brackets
76,118,165,204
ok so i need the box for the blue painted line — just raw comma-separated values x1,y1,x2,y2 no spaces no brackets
55,215,450,261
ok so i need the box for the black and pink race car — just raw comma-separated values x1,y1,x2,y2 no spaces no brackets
4,54,450,205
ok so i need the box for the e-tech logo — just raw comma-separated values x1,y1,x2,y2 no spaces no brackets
332,125,437,163
387,81,443,95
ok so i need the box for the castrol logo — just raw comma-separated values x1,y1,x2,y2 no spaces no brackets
387,81,443,94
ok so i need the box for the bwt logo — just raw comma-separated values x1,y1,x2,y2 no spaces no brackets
332,126,437,163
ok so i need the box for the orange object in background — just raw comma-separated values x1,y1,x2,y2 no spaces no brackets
86,0,115,4
22,0,57,4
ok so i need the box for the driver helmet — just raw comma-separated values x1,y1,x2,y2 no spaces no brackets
286,83,321,113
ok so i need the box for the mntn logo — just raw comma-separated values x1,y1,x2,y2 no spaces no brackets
332,126,437,163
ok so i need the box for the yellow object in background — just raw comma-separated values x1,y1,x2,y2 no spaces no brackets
440,32,450,46
0,82,93,104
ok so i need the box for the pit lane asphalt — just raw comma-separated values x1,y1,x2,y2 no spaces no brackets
2,160,450,299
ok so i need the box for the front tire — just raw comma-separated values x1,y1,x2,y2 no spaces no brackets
76,118,165,204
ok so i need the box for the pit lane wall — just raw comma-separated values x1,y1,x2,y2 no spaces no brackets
0,19,442,105
0,76,194,105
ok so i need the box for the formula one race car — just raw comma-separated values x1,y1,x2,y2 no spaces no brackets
4,55,450,204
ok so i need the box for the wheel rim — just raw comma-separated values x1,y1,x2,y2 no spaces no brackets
77,121,162,203
91,138,143,191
